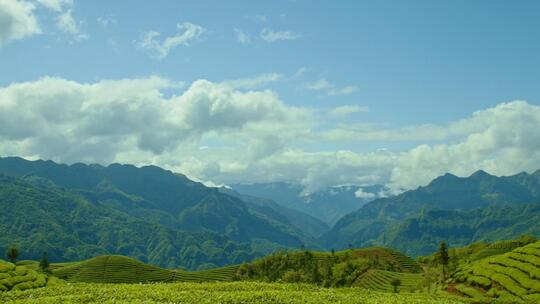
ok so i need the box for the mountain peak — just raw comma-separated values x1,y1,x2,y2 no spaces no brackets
470,169,493,179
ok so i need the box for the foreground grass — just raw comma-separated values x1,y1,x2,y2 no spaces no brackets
0,281,467,304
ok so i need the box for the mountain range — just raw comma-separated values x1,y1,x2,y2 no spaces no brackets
1,156,540,268
0,157,318,269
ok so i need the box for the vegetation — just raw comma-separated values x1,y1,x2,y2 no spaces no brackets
47,255,237,283
355,270,422,293
390,278,401,293
451,240,540,303
0,259,47,292
437,241,450,278
38,252,49,274
0,281,467,303
5,248,19,264
234,247,421,288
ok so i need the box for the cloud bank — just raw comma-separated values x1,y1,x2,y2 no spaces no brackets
0,76,539,194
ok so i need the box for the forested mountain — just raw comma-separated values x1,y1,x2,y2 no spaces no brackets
0,157,319,268
231,182,386,225
321,170,540,255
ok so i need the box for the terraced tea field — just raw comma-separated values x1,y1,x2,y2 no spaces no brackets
0,281,468,304
351,247,423,273
355,269,423,292
452,241,540,303
53,255,238,283
469,240,529,262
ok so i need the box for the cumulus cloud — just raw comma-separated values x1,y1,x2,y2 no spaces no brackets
260,28,300,42
137,22,205,59
0,75,309,164
1,75,539,194
0,0,41,46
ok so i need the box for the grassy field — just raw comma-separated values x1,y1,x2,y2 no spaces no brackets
0,281,468,304
452,241,540,303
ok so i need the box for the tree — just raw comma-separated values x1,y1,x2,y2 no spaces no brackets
390,278,401,293
437,240,449,278
6,247,19,264
39,251,50,273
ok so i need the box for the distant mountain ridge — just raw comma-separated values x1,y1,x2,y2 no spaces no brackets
230,182,387,225
321,169,540,255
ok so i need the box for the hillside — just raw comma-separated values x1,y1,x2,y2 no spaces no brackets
452,240,540,303
51,255,238,283
322,170,540,255
235,246,422,288
378,205,540,256
0,157,323,268
220,188,329,237
0,174,266,269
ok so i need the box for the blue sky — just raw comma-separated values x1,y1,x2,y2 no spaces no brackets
1,0,540,192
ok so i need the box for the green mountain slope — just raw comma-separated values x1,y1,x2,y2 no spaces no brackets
0,174,275,269
322,170,540,254
221,188,329,237
0,157,321,268
377,205,540,256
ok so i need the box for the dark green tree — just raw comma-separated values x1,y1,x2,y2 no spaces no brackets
6,247,19,264
39,251,50,273
390,278,401,293
437,240,449,278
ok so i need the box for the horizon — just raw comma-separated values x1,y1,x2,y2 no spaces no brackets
1,0,540,193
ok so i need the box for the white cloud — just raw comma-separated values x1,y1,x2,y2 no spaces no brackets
306,79,331,90
0,0,41,46
224,73,283,89
234,28,250,44
57,9,87,40
354,188,376,200
0,75,309,164
137,22,205,59
260,28,300,42
1,76,540,195
36,0,87,41
329,105,369,117
306,78,358,96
